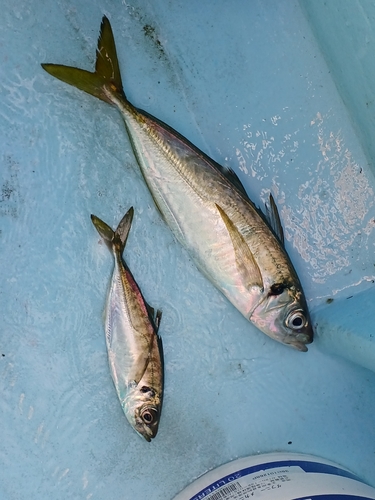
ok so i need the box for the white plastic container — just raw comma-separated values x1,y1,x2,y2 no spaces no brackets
173,452,375,500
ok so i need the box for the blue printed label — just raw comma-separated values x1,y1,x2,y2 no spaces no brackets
189,460,366,500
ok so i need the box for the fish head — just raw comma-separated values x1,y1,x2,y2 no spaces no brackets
123,385,162,442
133,403,160,442
250,285,313,351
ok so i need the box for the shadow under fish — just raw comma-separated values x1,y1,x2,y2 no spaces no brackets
91,208,163,441
43,17,313,351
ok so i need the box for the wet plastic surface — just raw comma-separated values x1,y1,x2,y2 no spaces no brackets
1,1,375,499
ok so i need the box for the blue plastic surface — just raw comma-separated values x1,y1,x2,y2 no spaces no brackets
1,1,375,499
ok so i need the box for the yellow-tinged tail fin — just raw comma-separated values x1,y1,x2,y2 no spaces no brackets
91,207,134,256
41,16,123,104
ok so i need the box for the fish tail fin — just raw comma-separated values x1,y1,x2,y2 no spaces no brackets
114,206,134,252
91,207,134,256
41,16,124,104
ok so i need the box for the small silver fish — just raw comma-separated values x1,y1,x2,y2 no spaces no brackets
91,208,163,441
43,17,313,351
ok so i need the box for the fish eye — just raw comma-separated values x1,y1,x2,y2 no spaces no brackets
141,407,158,425
287,311,306,330
142,412,153,423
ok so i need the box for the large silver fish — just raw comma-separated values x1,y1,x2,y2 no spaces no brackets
91,207,163,441
43,17,313,351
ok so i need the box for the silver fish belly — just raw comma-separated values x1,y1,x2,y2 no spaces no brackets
42,16,313,351
91,208,163,441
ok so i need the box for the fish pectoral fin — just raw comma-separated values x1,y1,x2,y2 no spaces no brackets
216,204,263,290
127,352,151,386
265,194,285,246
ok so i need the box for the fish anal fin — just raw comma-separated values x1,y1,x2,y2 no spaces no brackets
216,204,263,290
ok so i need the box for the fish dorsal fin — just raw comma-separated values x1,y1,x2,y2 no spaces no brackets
265,194,284,246
214,162,249,198
154,309,162,333
156,333,164,413
146,303,155,320
145,303,163,333
215,204,263,290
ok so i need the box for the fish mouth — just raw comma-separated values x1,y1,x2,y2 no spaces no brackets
296,332,313,345
289,341,308,352
136,425,156,442
285,333,312,352
141,426,158,442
